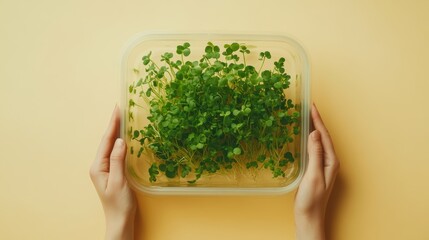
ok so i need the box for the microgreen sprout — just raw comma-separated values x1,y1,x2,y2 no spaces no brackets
128,42,300,183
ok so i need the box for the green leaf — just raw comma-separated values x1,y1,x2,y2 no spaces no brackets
279,159,288,167
243,107,251,115
148,163,159,182
146,88,152,97
176,71,183,80
136,146,144,157
261,70,271,79
196,143,204,149
136,78,143,87
284,152,294,162
205,46,213,53
176,45,184,54
129,99,135,107
233,147,241,155
133,130,139,139
246,161,258,169
167,163,175,172
183,48,191,56
273,168,285,177
231,43,239,51
293,112,300,118
159,163,166,172
293,126,300,135
165,169,177,178
181,165,191,178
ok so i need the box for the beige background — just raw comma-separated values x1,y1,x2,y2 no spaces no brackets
1,0,428,239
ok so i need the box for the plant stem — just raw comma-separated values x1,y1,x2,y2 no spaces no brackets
166,63,175,79
258,57,266,75
150,60,161,70
204,56,212,66
242,52,246,66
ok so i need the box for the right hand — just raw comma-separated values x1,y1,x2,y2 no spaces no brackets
294,104,340,240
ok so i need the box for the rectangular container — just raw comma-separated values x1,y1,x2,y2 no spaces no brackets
121,32,310,195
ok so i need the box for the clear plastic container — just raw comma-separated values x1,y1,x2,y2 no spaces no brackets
121,32,310,195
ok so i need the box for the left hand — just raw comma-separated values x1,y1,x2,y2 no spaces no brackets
90,105,136,240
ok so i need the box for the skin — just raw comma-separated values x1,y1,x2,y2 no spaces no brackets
90,106,136,240
90,103,339,240
294,104,340,240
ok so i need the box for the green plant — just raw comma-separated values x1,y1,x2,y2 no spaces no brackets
128,42,300,183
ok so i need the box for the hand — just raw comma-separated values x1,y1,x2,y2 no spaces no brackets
90,106,136,240
294,104,340,240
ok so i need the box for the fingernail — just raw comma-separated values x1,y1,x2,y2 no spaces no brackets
312,130,321,140
115,138,124,147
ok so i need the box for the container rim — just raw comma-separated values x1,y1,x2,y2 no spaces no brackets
120,31,311,195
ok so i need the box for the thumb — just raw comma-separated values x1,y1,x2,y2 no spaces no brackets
108,138,127,187
306,130,324,179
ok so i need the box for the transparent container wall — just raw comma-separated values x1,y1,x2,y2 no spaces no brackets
121,33,309,195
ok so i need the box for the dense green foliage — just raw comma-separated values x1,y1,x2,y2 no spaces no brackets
128,42,300,183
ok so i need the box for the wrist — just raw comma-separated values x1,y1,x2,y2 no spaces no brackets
105,214,135,240
295,214,325,240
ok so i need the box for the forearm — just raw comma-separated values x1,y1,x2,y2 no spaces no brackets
295,215,325,240
105,215,135,240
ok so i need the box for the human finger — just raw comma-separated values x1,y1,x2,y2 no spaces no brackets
107,138,127,189
311,104,336,165
311,104,339,188
92,105,121,174
304,130,325,185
